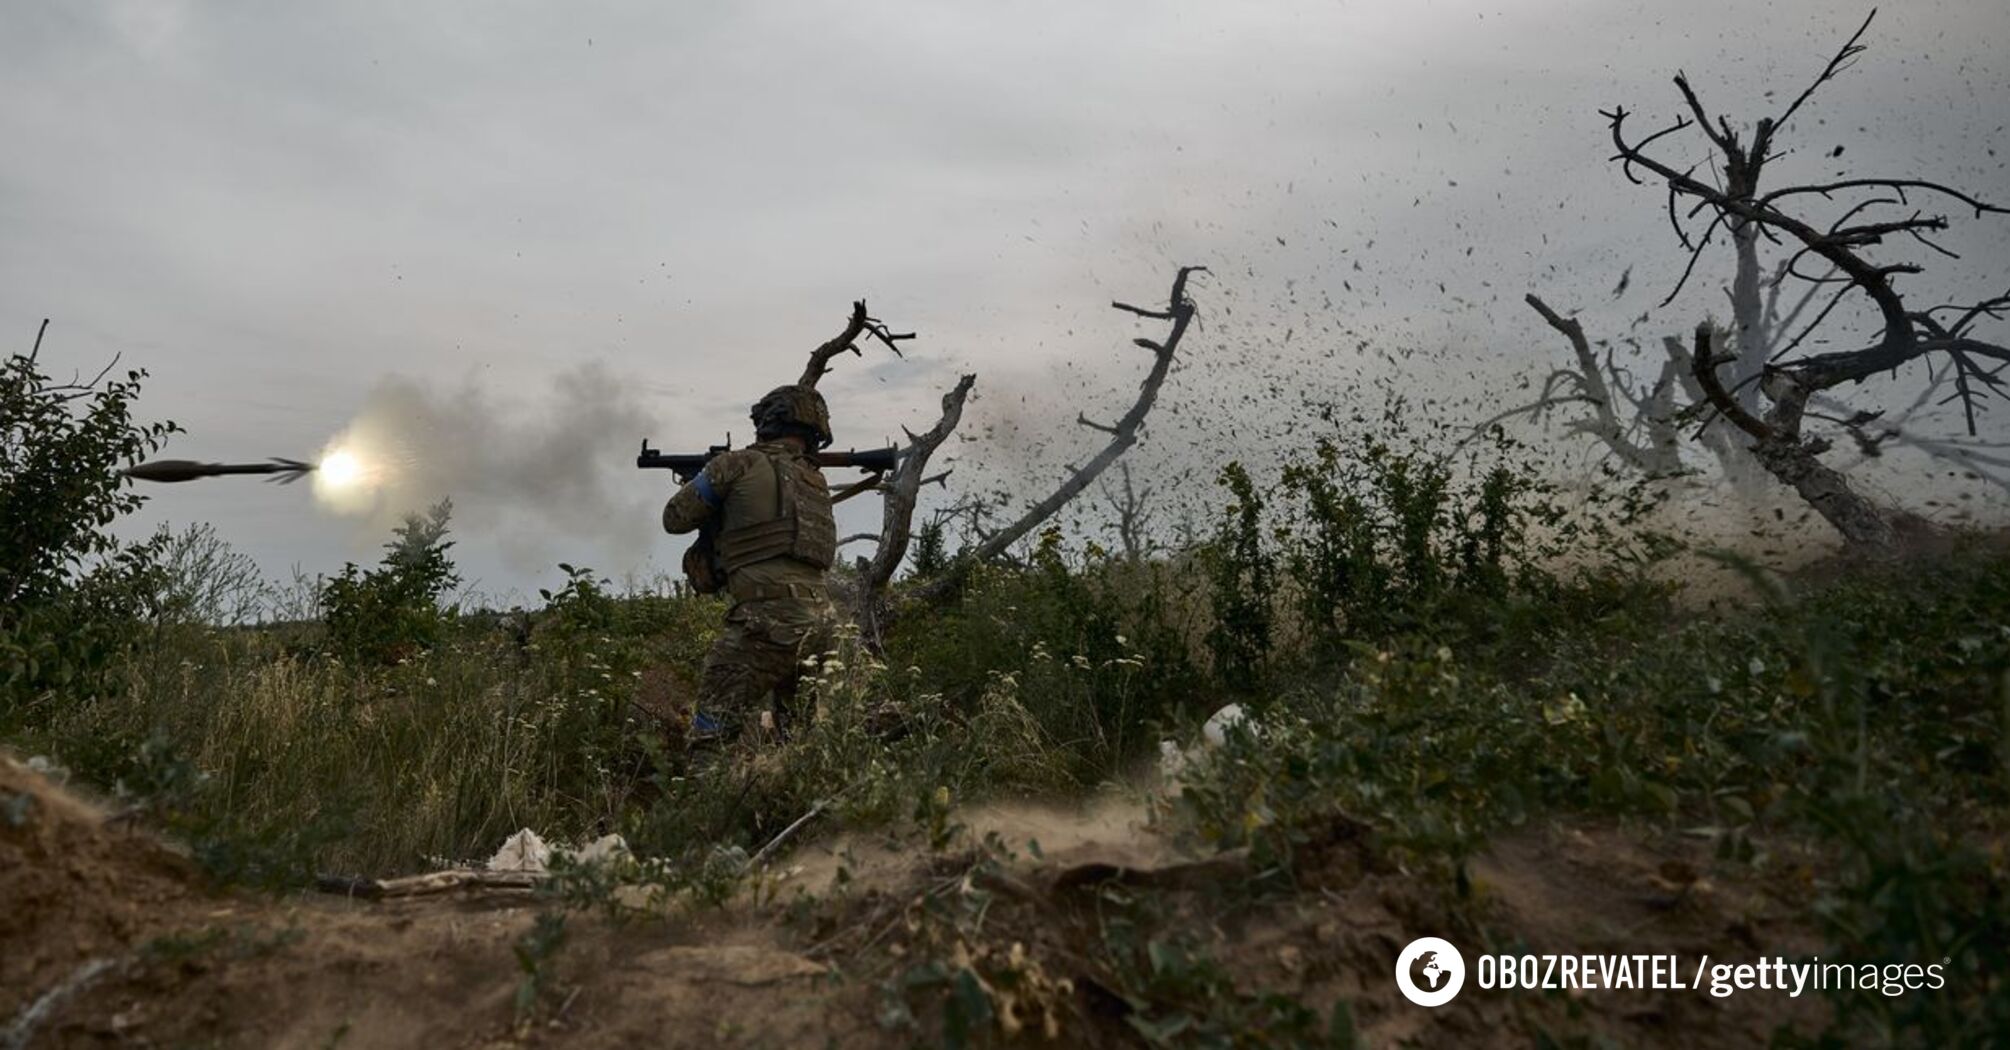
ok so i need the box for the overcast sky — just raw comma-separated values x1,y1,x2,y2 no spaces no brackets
5,0,2007,604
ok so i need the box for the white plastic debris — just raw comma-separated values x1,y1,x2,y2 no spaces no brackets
484,828,631,874
572,833,631,866
1202,703,1249,747
1157,703,1255,789
487,828,551,873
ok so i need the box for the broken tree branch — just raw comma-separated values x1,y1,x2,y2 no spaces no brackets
798,300,914,389
1690,325,1772,441
748,798,834,870
314,869,544,900
931,266,1203,588
1477,295,1684,475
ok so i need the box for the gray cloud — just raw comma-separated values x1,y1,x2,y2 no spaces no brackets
4,0,2007,592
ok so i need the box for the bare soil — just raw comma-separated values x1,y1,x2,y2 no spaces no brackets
4,756,1829,1048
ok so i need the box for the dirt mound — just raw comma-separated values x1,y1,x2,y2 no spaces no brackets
5,766,1833,1048
0,755,208,1021
784,809,1832,1047
42,900,868,1049
1464,822,1829,1044
0,752,872,1048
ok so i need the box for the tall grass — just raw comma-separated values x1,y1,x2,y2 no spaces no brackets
0,427,1677,875
8,421,2007,1043
28,580,722,873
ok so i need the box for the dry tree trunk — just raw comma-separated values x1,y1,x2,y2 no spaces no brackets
788,266,1200,642
1689,325,1914,549
911,265,1205,605
1500,13,2003,531
781,299,960,641
853,373,974,644
1751,442,1896,547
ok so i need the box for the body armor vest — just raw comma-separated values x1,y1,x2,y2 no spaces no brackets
716,448,837,574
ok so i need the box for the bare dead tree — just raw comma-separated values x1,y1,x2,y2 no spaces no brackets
913,265,1205,600
788,266,1200,641
1724,210,2010,492
1497,246,1831,491
1502,15,2007,503
1479,294,1686,475
1505,236,2003,498
1606,10,2008,549
1098,460,1158,563
1497,241,1827,489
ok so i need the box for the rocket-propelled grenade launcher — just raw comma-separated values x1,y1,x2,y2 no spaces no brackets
636,441,900,481
637,440,902,505
124,458,315,485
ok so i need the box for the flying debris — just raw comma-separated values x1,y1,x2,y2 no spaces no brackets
124,458,315,485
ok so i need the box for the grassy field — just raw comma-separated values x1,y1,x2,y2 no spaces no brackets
7,428,2010,1045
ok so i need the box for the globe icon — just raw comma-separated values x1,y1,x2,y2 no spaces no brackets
1395,936,1465,1007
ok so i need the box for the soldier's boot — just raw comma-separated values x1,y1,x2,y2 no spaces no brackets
766,679,802,744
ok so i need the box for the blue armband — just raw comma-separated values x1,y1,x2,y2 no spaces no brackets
693,471,723,509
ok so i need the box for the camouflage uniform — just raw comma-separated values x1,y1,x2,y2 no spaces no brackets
662,424,838,742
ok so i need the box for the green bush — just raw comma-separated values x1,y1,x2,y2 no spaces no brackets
320,499,461,662
909,515,951,578
1280,434,1538,644
885,527,1206,786
1188,421,1674,703
1167,545,2010,1043
1,329,177,727
1204,462,1274,689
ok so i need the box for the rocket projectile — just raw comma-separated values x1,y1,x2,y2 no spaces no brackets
124,458,315,485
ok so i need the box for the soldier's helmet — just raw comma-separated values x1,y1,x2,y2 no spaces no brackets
750,385,833,449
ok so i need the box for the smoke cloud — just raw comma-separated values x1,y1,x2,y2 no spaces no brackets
312,363,662,574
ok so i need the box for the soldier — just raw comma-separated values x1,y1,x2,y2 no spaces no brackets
662,385,839,745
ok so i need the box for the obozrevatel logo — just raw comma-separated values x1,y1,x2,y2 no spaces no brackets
1395,937,1467,1007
